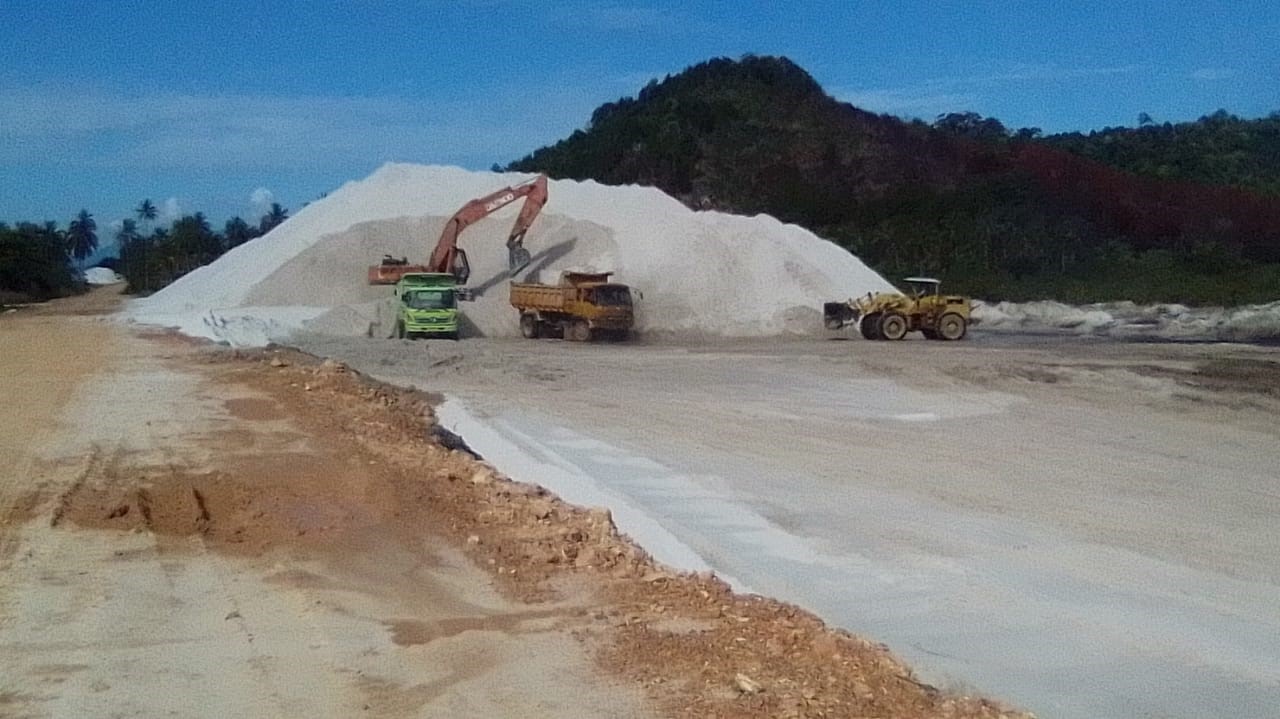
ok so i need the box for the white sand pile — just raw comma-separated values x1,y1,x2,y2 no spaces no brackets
127,163,893,346
84,267,124,285
974,299,1280,342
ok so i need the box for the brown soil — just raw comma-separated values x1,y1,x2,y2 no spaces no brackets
45,338,1026,719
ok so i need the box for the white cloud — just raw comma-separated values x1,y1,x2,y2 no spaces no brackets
834,88,980,117
0,83,596,171
956,63,1145,85
833,63,1145,119
1189,67,1235,81
160,197,183,223
249,187,274,210
584,4,669,30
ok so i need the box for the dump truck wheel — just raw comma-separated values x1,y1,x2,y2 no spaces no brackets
394,320,405,339
938,312,967,340
860,313,882,340
520,313,539,339
879,313,908,341
568,320,591,342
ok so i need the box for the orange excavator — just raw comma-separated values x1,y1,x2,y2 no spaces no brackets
367,173,549,285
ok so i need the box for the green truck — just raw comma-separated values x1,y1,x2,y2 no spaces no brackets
392,273,460,340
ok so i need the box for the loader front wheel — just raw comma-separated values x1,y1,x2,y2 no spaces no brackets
860,313,882,340
879,313,908,341
938,312,967,340
520,313,539,339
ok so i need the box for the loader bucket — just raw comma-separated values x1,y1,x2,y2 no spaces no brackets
823,302,859,330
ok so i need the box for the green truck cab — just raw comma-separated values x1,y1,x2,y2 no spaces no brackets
393,273,460,340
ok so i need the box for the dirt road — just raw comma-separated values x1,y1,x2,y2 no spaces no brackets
2,291,1022,719
294,331,1280,719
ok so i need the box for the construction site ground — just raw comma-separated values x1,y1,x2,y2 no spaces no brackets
4,289,1279,719
293,326,1280,719
1,288,1024,719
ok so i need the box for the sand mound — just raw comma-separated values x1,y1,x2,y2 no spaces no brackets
974,299,1280,342
85,267,124,285
128,163,893,345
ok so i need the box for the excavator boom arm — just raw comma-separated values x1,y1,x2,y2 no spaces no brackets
367,174,549,286
426,174,548,281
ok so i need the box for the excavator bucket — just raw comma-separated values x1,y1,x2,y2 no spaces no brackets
508,245,532,276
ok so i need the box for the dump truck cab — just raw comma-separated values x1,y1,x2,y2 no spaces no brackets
393,273,460,340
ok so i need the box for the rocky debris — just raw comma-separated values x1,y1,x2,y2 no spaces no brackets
734,673,763,695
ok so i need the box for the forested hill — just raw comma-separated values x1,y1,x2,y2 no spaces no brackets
1042,112,1280,196
507,55,1280,304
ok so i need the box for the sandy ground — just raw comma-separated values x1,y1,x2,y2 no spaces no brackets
0,290,650,719
2,289,1023,719
292,329,1280,719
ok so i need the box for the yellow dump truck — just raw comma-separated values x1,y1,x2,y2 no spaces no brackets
509,271,634,341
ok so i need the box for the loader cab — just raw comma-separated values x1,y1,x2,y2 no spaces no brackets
903,277,942,298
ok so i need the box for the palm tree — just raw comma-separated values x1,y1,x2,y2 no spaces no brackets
135,199,157,235
223,216,256,249
258,203,288,234
115,218,139,249
66,209,98,270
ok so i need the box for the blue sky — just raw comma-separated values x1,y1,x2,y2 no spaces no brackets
2,0,1276,236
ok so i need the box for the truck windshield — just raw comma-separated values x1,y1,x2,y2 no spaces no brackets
404,290,454,309
594,287,632,306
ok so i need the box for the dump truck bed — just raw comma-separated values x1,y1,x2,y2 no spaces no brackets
509,282,570,312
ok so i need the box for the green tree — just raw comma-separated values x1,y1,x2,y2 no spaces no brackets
135,198,158,235
258,203,288,234
168,213,222,275
66,209,98,270
115,218,140,251
0,222,79,301
223,216,256,249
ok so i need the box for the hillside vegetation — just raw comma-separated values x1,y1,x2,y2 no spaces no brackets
509,55,1280,305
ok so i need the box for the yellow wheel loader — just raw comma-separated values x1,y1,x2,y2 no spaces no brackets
824,277,972,341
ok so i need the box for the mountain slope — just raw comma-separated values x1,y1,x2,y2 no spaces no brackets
508,55,1280,304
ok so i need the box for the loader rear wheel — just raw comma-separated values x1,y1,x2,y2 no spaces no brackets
860,313,882,340
567,320,591,342
938,312,967,340
879,313,908,341
520,313,539,339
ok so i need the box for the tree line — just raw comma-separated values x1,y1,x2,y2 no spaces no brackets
0,200,289,303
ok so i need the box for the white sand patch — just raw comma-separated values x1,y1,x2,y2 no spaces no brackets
974,299,1280,342
84,266,124,285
